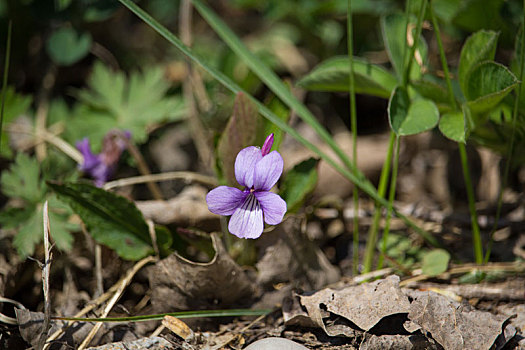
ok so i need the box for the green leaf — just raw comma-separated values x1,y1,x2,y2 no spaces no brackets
279,158,319,212
12,206,42,258
46,27,92,66
1,87,32,157
296,56,397,99
465,62,518,114
0,201,77,258
421,249,450,276
458,30,499,95
261,94,290,150
411,79,451,105
216,92,261,186
48,182,158,260
71,61,186,145
453,0,506,34
439,110,467,143
381,13,427,82
388,87,439,136
1,153,45,203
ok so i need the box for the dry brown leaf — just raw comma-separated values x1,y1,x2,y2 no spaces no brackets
256,217,340,291
162,315,194,341
408,291,512,350
148,233,256,311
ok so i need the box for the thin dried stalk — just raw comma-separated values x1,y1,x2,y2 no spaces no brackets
37,202,53,350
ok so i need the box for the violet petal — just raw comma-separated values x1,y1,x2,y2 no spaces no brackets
255,191,287,225
76,138,100,172
206,186,247,216
235,146,262,188
253,151,283,191
228,193,264,239
261,133,274,156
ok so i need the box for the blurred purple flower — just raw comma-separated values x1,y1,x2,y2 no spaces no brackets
76,130,130,187
206,134,287,239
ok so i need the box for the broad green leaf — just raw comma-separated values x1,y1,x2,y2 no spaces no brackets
49,182,160,260
465,62,518,114
1,87,32,157
453,0,506,34
216,92,261,186
422,249,450,276
279,158,319,212
411,79,450,105
46,27,92,66
439,110,467,142
296,56,397,99
1,153,45,203
72,62,186,145
381,13,428,82
388,87,439,136
458,30,499,95
432,0,461,23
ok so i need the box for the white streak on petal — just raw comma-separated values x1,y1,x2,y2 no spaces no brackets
206,186,246,216
255,191,287,225
228,193,264,239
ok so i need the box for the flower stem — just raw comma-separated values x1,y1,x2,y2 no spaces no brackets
347,0,360,275
458,143,483,264
429,1,456,109
378,135,400,269
363,132,395,273
430,1,482,264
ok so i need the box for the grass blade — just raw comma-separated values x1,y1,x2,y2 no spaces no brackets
53,308,273,323
0,21,12,153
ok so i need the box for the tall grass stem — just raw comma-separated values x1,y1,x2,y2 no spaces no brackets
347,0,360,275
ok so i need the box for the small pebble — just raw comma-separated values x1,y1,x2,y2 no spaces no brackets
244,337,309,350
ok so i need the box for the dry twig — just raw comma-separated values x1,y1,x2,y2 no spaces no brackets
37,201,53,350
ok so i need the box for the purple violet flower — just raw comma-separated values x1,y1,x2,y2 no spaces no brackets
76,130,130,187
206,134,287,239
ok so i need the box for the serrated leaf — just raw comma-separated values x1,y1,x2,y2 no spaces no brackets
46,27,92,66
1,201,76,258
296,56,397,98
1,153,45,203
1,87,32,157
381,13,428,82
439,110,467,142
12,207,42,258
279,158,319,212
422,249,450,276
388,87,439,136
72,61,186,145
217,92,261,186
48,182,159,260
465,62,518,114
458,30,499,95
